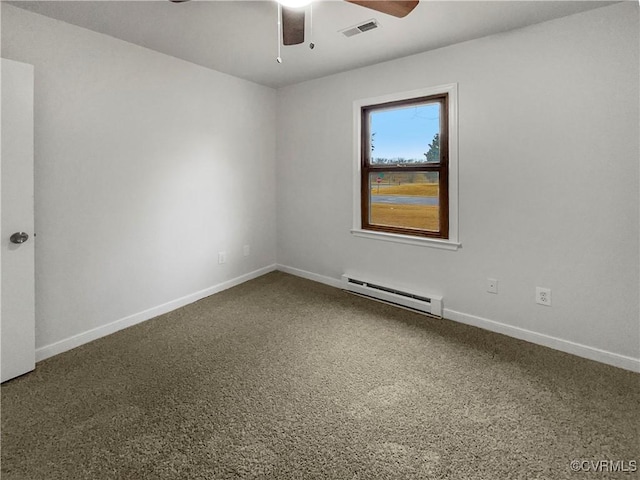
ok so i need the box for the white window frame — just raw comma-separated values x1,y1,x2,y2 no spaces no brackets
351,83,460,250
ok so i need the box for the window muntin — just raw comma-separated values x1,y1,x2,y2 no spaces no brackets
361,94,449,239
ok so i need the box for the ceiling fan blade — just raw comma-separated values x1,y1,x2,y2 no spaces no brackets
345,0,419,18
282,6,305,46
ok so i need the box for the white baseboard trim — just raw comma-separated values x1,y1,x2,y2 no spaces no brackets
276,264,343,289
35,264,278,362
444,309,640,373
277,264,640,373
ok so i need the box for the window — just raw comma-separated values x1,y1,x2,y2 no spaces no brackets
353,84,459,249
362,94,448,238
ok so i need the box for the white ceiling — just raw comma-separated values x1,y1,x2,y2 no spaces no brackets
8,0,617,88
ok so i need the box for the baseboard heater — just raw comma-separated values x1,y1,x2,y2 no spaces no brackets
341,274,443,318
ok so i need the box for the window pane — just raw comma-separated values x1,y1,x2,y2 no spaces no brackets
369,102,440,166
368,172,439,231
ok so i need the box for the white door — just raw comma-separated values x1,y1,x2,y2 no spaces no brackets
1,58,35,383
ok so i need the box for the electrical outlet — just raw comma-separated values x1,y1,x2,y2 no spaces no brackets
243,245,250,257
487,278,498,294
218,252,227,264
536,287,551,306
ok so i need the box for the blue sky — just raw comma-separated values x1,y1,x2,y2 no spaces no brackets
370,103,440,161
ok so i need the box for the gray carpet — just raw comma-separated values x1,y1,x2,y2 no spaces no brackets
1,271,638,479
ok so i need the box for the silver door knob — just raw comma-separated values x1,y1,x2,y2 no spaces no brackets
10,232,29,244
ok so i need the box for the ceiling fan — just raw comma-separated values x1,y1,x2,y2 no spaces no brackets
169,0,419,46
278,0,419,45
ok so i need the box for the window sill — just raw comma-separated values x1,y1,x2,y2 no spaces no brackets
350,229,461,250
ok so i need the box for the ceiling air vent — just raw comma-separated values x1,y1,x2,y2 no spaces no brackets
340,19,380,37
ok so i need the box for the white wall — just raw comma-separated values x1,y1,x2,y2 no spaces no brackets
2,5,277,355
1,3,637,371
276,3,639,367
